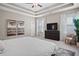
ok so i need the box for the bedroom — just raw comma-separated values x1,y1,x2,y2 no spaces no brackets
0,3,79,56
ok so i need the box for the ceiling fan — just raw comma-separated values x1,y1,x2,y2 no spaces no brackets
26,3,42,8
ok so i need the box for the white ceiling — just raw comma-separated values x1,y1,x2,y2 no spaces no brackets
13,3,57,12
0,3,79,17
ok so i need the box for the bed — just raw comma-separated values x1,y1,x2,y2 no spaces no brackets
0,37,56,56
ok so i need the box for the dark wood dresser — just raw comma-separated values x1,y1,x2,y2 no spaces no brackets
45,30,60,41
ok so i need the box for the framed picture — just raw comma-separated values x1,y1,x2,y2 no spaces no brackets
7,20,24,36
7,20,17,36
17,21,24,35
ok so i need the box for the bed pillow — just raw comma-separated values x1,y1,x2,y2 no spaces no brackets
0,40,4,54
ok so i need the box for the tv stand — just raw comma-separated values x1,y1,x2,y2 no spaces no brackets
45,30,60,41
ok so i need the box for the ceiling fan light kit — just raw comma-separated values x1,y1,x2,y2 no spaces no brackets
32,3,42,8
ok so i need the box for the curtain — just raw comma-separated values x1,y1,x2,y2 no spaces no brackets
35,17,45,37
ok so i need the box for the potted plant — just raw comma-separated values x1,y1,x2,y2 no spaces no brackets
73,18,79,42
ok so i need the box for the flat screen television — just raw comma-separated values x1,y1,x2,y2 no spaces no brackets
47,23,57,30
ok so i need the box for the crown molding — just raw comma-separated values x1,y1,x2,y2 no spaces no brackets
35,4,79,17
9,3,35,13
0,4,36,17
0,3,79,17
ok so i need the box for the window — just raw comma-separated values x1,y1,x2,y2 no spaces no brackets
66,15,76,35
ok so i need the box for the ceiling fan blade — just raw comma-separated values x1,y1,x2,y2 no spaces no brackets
25,3,42,8
32,5,34,8
38,4,42,7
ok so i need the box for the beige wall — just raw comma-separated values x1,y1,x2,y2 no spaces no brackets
45,13,60,30
35,14,60,38
0,10,35,40
36,8,78,41
0,7,79,41
44,8,79,41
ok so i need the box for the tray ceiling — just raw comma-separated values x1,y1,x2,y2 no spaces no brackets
0,3,79,17
13,3,58,12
